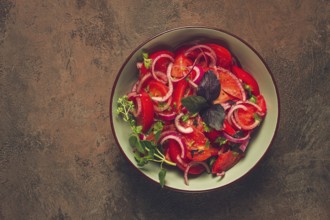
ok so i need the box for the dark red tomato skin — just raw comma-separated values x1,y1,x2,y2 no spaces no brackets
172,79,189,112
146,80,168,97
137,92,154,133
212,151,242,174
223,120,236,136
205,43,233,69
232,65,260,96
256,94,267,114
168,140,205,175
150,50,174,73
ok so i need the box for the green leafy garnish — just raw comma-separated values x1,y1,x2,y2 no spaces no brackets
117,96,175,187
215,136,227,146
143,53,152,69
249,95,257,103
158,169,167,188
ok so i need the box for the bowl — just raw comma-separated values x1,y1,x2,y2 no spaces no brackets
110,26,279,192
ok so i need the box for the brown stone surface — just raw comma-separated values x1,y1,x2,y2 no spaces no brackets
1,0,329,219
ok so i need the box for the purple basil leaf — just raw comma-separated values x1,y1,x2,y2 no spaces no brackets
200,104,225,130
197,70,221,102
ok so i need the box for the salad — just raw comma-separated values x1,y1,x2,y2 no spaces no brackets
116,42,267,187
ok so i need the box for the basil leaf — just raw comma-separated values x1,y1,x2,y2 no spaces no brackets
129,134,144,154
200,104,225,130
197,70,221,102
158,168,167,188
181,96,209,113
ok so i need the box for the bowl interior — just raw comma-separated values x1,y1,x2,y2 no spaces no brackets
111,27,279,192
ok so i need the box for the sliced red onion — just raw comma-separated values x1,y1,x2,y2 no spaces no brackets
184,161,210,186
216,171,225,177
184,44,217,62
160,134,186,158
187,79,198,89
136,73,152,92
127,94,142,117
239,139,249,152
220,102,232,111
158,130,178,141
195,51,216,67
188,65,204,84
175,113,193,134
153,97,172,112
136,62,143,69
222,131,250,144
234,110,261,130
230,113,242,130
151,54,174,82
151,63,174,102
226,104,247,127
157,111,177,121
154,71,168,82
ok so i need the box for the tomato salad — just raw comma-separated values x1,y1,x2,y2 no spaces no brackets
116,43,267,187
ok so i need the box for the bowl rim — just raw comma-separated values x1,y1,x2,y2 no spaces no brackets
109,26,280,193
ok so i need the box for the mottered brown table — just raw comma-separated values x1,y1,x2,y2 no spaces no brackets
1,0,329,219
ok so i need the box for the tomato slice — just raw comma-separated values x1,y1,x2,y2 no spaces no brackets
168,139,205,175
205,43,233,69
172,79,189,112
256,94,267,114
137,92,154,133
145,79,168,97
223,120,236,136
212,151,242,174
150,50,174,73
171,54,193,78
232,65,260,96
215,68,245,100
235,104,256,127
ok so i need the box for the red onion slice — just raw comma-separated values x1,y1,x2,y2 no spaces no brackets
127,92,142,117
239,139,250,152
136,62,143,69
222,131,250,144
175,113,193,134
160,134,186,158
195,51,216,67
234,110,261,130
184,161,210,186
184,44,217,62
226,104,248,127
153,97,172,112
136,73,152,92
151,54,174,82
216,171,225,177
157,111,177,121
151,63,174,102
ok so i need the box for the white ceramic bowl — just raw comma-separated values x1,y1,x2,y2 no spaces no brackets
110,27,279,192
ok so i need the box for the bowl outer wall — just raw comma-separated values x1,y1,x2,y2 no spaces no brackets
110,27,279,192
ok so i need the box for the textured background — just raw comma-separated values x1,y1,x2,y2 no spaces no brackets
1,0,329,219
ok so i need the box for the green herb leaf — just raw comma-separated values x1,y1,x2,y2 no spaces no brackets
249,95,257,103
215,136,227,146
158,168,167,188
197,70,221,102
143,53,152,69
129,134,145,154
153,121,164,142
181,96,209,113
200,104,225,130
254,113,261,122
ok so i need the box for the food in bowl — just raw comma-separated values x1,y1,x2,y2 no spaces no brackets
115,42,267,187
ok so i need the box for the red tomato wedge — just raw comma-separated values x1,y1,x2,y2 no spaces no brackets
205,43,233,69
212,150,242,174
150,50,174,73
168,139,205,175
172,79,189,112
215,68,246,100
256,94,267,114
146,80,168,97
137,92,154,133
232,65,260,96
171,54,193,78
